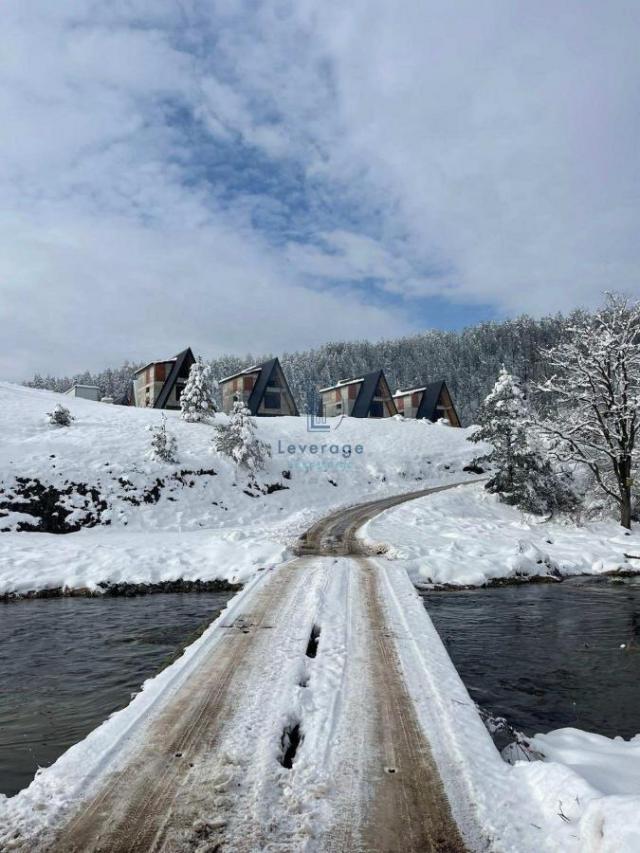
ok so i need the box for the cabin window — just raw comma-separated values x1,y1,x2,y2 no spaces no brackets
369,401,383,417
335,401,342,412
264,391,280,409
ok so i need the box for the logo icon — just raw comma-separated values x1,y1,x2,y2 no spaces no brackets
306,389,330,432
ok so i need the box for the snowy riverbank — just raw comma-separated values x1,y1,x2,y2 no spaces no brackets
363,482,640,588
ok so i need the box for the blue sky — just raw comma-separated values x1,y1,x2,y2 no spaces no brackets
0,0,638,379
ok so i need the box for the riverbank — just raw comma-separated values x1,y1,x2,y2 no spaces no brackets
363,482,640,587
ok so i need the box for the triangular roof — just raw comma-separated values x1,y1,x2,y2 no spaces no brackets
351,370,397,418
416,380,461,426
246,358,299,417
154,348,195,409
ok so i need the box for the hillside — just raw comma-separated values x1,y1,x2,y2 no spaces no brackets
0,382,478,596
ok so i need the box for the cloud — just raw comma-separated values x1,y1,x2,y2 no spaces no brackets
0,0,638,379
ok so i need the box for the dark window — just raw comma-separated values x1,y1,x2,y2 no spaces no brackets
176,385,184,401
369,401,384,417
264,391,280,409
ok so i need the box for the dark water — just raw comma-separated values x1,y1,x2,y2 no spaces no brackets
421,576,640,740
0,592,233,796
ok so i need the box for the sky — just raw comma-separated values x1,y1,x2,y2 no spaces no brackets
1,1,639,380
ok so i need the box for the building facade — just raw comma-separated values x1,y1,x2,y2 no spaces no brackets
64,384,101,402
393,380,461,426
132,348,195,409
319,370,397,418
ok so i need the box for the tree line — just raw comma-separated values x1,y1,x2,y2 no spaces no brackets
25,312,577,423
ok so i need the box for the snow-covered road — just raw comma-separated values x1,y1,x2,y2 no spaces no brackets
4,483,496,853
3,482,575,853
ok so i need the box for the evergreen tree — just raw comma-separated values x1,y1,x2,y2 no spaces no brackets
47,403,74,427
148,414,178,463
214,402,271,472
470,368,576,515
180,358,217,423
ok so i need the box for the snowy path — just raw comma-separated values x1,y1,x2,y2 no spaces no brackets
7,482,526,853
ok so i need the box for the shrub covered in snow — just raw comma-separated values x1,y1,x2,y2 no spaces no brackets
470,368,576,515
214,402,271,472
148,414,178,463
46,403,73,427
180,358,217,423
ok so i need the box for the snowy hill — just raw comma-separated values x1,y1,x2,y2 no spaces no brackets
0,382,479,596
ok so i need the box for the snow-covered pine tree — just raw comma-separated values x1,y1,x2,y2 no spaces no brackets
214,401,271,472
180,358,217,422
470,368,576,515
148,414,178,463
47,403,73,427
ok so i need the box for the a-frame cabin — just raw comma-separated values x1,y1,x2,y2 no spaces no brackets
132,348,195,409
393,380,461,426
320,370,398,418
219,358,299,416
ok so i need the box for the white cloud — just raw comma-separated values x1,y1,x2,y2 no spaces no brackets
0,0,638,379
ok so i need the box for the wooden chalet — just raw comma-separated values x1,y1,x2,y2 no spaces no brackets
219,358,299,417
319,370,397,419
132,348,195,409
392,380,461,426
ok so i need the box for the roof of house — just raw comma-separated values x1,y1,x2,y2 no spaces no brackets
244,358,299,417
68,384,100,391
392,386,428,397
352,370,397,418
153,348,196,409
133,357,177,376
218,364,262,384
318,376,364,393
415,380,461,425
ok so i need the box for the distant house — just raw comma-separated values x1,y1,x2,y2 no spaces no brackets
319,370,398,419
132,348,195,409
393,380,461,426
219,358,299,417
64,384,101,402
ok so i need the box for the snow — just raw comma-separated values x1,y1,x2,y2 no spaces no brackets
0,381,479,595
530,729,640,797
0,528,286,596
2,381,640,849
364,485,640,850
363,482,640,587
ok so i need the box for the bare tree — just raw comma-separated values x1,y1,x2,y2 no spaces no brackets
536,294,640,528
